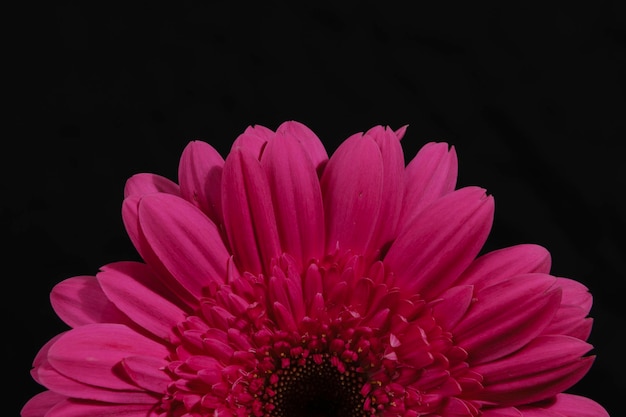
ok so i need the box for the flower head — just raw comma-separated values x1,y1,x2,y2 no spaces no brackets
23,121,608,417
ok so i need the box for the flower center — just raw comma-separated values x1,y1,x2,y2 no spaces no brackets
267,354,367,417
157,255,483,417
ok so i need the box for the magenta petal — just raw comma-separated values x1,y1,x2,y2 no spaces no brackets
544,307,593,341
261,130,325,268
47,323,170,391
98,261,187,343
384,186,494,299
555,277,592,312
453,273,561,364
276,120,329,175
50,276,131,328
36,359,158,403
480,408,523,417
321,133,384,256
430,285,474,330
517,409,563,417
457,244,552,290
474,335,592,381
394,124,408,140
138,193,230,298
400,141,458,226
363,126,405,258
121,195,197,309
20,390,66,417
123,173,180,198
544,278,593,340
178,140,225,227
537,393,609,417
473,335,594,406
222,147,281,275
121,195,143,259
230,124,274,159
121,355,171,394
45,401,156,417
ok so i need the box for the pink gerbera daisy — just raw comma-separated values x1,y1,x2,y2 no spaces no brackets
22,121,608,417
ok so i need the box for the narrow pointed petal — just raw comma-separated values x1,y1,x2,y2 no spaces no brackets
20,391,65,417
453,274,561,364
384,186,494,299
123,173,180,198
50,276,131,328
138,193,230,298
45,401,156,417
363,126,405,258
457,244,552,290
321,133,383,255
97,261,187,343
222,147,281,275
400,141,458,226
178,140,225,227
261,130,324,268
47,323,170,391
276,120,329,175
394,124,408,140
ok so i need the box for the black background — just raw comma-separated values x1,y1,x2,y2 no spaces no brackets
7,3,625,417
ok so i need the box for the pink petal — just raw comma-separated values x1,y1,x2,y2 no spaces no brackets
47,323,170,391
32,334,64,384
474,335,592,381
543,276,593,341
517,409,564,417
35,359,159,403
457,244,552,290
123,173,180,198
50,276,131,328
276,120,329,175
363,126,405,259
222,147,281,275
97,261,187,344
138,193,230,298
537,393,609,417
20,390,66,417
430,285,474,330
384,186,494,299
121,195,198,309
261,129,324,268
230,124,274,159
394,124,408,140
453,273,561,364
481,408,523,417
267,257,305,325
400,141,458,227
178,140,225,227
320,133,384,256
555,277,592,312
473,336,594,407
121,355,171,394
45,401,156,417
543,307,593,340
